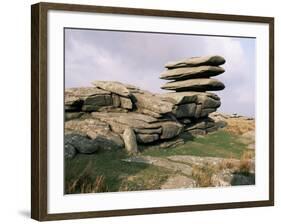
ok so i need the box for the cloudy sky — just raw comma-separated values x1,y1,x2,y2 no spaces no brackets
65,28,256,117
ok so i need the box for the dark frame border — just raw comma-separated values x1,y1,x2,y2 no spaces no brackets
31,2,274,221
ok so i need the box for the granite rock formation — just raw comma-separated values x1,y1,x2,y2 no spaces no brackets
65,55,226,158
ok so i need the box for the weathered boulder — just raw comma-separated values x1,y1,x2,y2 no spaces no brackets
136,107,162,118
160,91,219,105
65,87,112,112
91,112,162,136
159,92,220,119
65,133,99,154
91,112,183,143
92,80,139,97
165,55,225,69
123,128,138,154
161,78,225,92
160,92,198,104
161,175,197,189
65,118,124,150
120,97,133,109
64,143,77,159
197,94,221,108
82,94,113,111
160,66,224,80
159,121,183,139
172,103,197,118
66,87,111,99
132,91,174,114
123,156,193,176
136,133,159,143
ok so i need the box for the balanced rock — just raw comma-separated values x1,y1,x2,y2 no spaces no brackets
160,66,224,80
161,78,225,92
161,92,219,105
165,55,225,69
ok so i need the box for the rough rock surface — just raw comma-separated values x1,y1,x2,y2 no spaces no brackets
161,78,225,92
65,133,99,154
64,143,77,159
137,133,159,143
65,119,124,151
65,112,85,121
123,156,193,176
160,65,224,80
161,175,197,189
133,91,174,114
123,128,138,154
173,103,197,118
159,121,183,139
120,97,133,109
165,55,225,69
92,80,137,97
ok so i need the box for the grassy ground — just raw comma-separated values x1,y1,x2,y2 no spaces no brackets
142,130,247,159
65,150,172,194
65,130,250,194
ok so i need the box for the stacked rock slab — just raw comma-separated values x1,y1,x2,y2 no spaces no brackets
64,55,226,158
160,55,225,135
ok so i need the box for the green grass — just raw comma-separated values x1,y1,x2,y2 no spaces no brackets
142,130,247,159
65,130,249,194
65,150,171,194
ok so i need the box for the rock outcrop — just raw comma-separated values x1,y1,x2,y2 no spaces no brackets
165,55,225,69
65,55,226,158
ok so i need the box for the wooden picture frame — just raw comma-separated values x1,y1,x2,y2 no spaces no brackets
31,2,274,221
